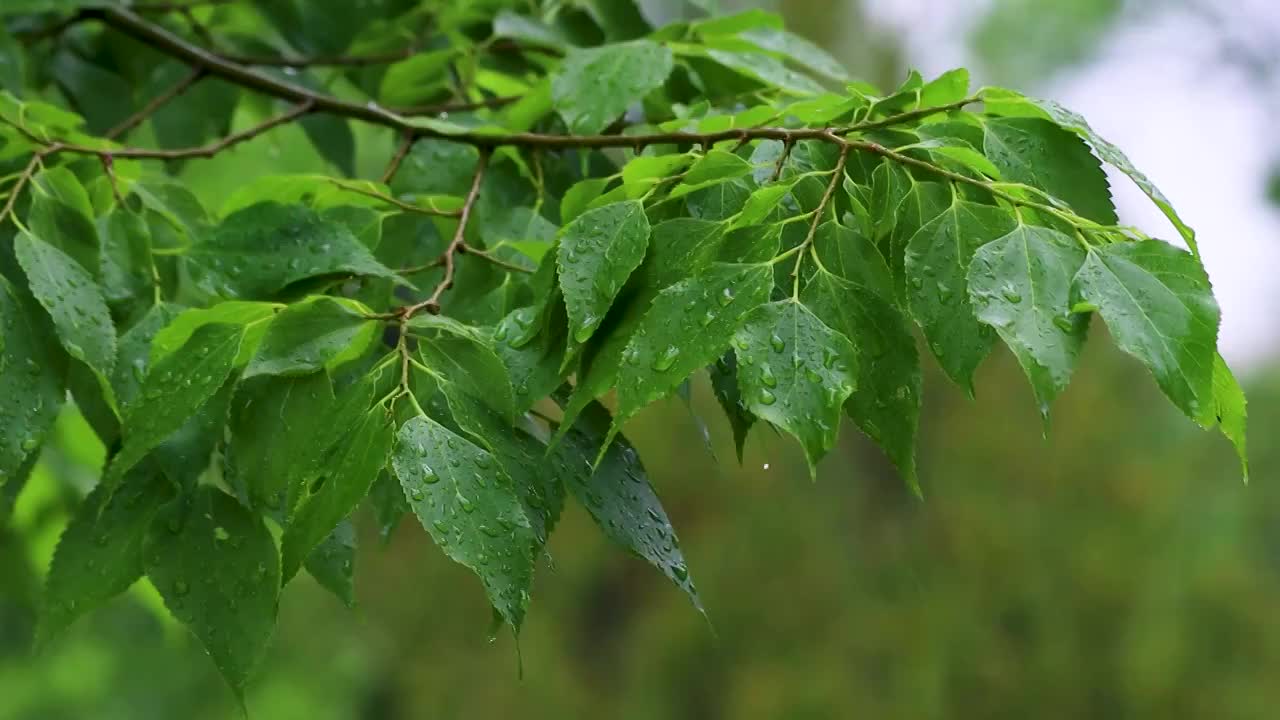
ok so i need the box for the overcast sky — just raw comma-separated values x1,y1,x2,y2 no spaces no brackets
865,0,1280,371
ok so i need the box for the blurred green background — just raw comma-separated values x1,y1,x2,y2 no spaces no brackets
3,1,1278,718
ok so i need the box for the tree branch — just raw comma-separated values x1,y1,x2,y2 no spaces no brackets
33,8,1091,230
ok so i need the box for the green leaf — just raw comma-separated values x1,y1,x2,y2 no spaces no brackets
616,262,773,421
904,198,1018,392
968,224,1088,417
99,210,155,307
552,40,674,134
1209,353,1248,481
15,231,117,380
884,178,951,302
1070,239,1218,423
621,153,694,198
282,406,393,581
985,91,1201,257
0,276,67,486
150,301,279,366
919,68,970,106
708,352,755,462
145,488,280,704
391,415,537,631
557,218,726,433
982,116,1116,224
558,400,702,610
411,315,516,425
27,167,99,274
802,270,922,487
493,306,567,412
304,519,357,608
737,27,848,81
226,373,374,515
557,200,650,346
40,469,171,643
732,299,858,476
244,297,377,378
699,47,825,95
109,323,243,486
733,183,793,227
670,149,755,197
811,221,893,301
436,386,564,547
188,203,397,298
379,49,456,106
110,303,180,408
389,139,481,197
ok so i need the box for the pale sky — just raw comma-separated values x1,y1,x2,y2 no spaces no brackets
866,0,1280,371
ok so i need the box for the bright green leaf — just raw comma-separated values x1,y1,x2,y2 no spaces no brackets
1071,239,1218,423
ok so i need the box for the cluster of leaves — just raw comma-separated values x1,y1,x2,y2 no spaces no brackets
0,0,1246,703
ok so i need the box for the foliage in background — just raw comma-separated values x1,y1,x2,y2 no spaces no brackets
0,0,1248,702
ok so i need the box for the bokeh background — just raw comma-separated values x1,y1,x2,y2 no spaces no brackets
2,1,1278,718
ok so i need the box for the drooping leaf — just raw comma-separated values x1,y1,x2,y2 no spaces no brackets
436,385,565,547
557,218,726,434
557,200,650,346
109,323,243,486
968,224,1088,417
244,297,377,378
110,303,180,410
904,198,1018,392
391,415,537,631
14,231,116,380
616,262,773,422
1209,353,1248,481
557,400,702,610
802,270,922,487
304,519,358,608
40,469,172,643
225,372,376,516
708,352,756,462
0,276,66,486
144,488,281,704
552,40,674,134
281,406,393,581
732,299,859,476
1071,239,1218,423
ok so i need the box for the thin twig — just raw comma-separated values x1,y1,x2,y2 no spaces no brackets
328,178,461,218
1,152,47,224
382,131,415,183
406,149,490,316
106,67,206,139
5,101,313,161
792,141,849,294
833,96,982,136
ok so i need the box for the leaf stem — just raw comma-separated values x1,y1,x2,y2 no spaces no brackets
791,142,849,297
